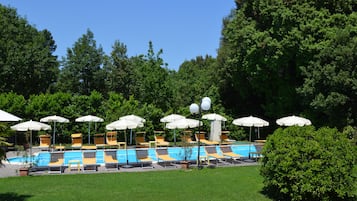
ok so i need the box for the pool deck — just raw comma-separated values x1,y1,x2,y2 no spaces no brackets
0,146,260,178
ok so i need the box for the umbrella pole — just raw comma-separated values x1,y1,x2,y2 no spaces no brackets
245,127,255,162
53,121,56,146
122,130,133,168
30,130,33,165
174,130,176,146
88,122,91,144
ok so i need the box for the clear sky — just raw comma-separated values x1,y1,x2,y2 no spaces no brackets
0,0,236,71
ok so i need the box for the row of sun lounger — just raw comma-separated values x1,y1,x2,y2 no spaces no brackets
47,145,244,173
39,131,236,151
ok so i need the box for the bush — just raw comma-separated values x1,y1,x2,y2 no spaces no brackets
260,126,356,201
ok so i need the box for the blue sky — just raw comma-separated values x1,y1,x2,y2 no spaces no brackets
0,0,236,70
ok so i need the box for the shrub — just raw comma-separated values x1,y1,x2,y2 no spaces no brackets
260,126,356,201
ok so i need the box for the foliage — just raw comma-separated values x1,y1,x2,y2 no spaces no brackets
217,0,357,129
0,123,12,164
260,126,356,201
0,5,59,97
57,29,105,95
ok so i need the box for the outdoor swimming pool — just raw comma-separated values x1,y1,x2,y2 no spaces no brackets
7,144,256,166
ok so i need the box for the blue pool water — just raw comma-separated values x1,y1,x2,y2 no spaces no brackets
7,144,256,166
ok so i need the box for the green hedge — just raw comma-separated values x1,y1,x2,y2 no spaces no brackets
260,126,356,201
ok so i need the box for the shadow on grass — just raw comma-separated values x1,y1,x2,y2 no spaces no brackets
0,192,32,201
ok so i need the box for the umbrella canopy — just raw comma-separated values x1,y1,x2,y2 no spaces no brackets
232,115,269,128
11,120,51,163
160,114,185,123
40,115,70,146
119,114,145,144
106,119,144,130
202,113,227,121
166,118,201,129
75,115,104,144
11,120,51,131
120,114,146,123
0,109,22,122
276,115,312,126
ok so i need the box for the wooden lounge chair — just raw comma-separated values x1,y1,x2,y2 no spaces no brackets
104,150,119,170
219,145,242,161
135,136,149,148
48,152,64,173
204,146,228,165
195,133,219,145
94,133,106,149
135,149,153,168
38,134,51,150
106,131,118,148
155,135,170,147
82,151,98,171
155,148,177,167
71,133,83,149
181,135,197,145
220,131,236,145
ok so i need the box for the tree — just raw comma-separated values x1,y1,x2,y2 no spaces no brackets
297,12,357,128
103,40,134,98
131,41,173,111
261,126,356,201
57,29,105,95
216,0,357,128
171,55,219,109
0,5,59,97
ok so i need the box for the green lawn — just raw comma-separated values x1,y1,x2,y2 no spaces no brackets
0,166,271,201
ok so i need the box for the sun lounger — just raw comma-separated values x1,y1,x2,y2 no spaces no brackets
82,151,98,171
181,135,197,145
219,145,242,163
135,136,149,148
195,133,219,145
135,149,153,168
106,131,118,148
94,133,106,149
48,152,64,173
155,135,170,147
39,134,51,150
220,131,236,145
156,148,177,167
104,150,119,170
204,146,228,165
71,133,83,149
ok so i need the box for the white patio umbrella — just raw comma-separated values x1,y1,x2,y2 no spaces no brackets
0,109,22,122
11,120,51,163
75,115,104,144
120,114,145,144
160,114,185,145
232,116,269,160
201,113,227,121
106,119,143,168
160,114,185,123
165,118,201,129
106,119,144,130
276,115,312,126
40,115,69,146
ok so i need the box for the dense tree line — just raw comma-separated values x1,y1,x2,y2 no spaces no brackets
0,1,356,132
217,0,356,129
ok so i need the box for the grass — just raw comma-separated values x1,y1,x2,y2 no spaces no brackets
0,165,271,201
